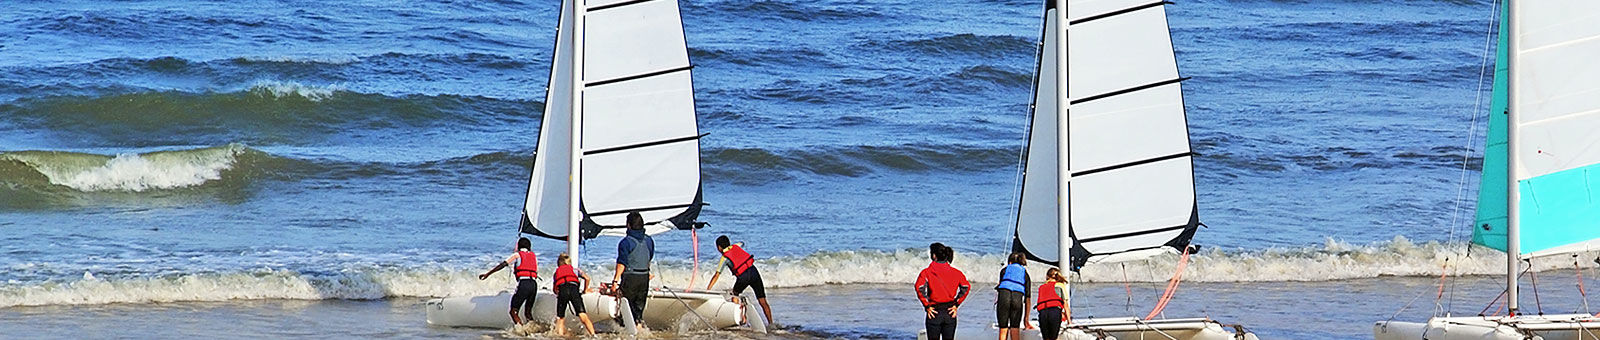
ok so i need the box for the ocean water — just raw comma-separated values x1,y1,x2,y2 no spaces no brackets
3,0,1595,339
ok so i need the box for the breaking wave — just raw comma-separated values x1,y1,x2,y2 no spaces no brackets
0,268,507,308
6,236,1593,307
0,144,271,192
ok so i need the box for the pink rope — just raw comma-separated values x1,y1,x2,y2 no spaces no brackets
689,228,700,291
1144,247,1191,320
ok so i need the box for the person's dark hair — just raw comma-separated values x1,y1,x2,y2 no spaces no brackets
1045,267,1064,283
1008,252,1026,266
716,235,731,249
939,245,955,263
626,211,644,230
929,243,945,262
517,237,532,250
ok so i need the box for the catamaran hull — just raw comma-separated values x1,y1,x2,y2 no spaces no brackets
917,317,1256,340
1375,315,1600,340
424,289,743,331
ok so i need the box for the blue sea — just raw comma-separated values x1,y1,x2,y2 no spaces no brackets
3,0,1597,339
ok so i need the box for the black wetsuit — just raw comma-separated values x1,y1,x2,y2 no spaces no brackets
616,229,654,324
925,302,957,340
731,264,765,299
555,282,584,318
1039,306,1063,340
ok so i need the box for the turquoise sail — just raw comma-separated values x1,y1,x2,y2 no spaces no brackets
1472,2,1600,256
1517,166,1600,255
1470,2,1510,252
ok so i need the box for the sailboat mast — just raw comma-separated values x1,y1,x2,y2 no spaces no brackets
1504,0,1520,315
567,0,586,263
1053,0,1072,293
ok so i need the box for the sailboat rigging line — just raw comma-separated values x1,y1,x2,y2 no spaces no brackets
1577,256,1590,313
1122,264,1133,314
1144,246,1190,320
1434,260,1448,315
1076,225,1189,244
588,203,701,217
1480,266,1533,316
1072,152,1193,177
583,133,708,156
1446,0,1501,317
1069,77,1188,105
586,65,693,87
1068,1,1173,26
659,288,717,330
587,0,660,12
1530,267,1543,315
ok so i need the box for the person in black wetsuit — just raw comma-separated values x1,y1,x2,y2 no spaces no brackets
915,243,970,340
477,237,539,325
551,253,596,336
994,252,1033,340
706,235,774,326
611,212,653,327
1035,267,1070,340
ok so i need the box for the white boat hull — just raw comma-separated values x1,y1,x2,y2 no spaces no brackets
918,317,1256,340
424,288,744,331
1375,314,1600,340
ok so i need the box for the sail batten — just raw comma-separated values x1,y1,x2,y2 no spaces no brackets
1012,0,1198,270
1071,77,1187,104
1068,1,1172,25
586,66,694,87
583,133,707,156
1073,151,1193,177
587,0,660,12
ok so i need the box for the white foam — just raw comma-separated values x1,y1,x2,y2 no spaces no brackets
0,144,247,192
249,80,343,101
0,268,508,308
5,237,1595,307
666,236,1600,289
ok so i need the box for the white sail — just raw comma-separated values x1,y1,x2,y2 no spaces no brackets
1505,0,1600,258
523,0,704,239
1014,4,1064,265
1014,0,1199,269
522,0,577,238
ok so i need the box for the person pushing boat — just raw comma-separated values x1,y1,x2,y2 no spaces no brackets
994,252,1033,340
706,235,774,326
611,212,653,326
477,237,539,325
916,243,970,340
1035,268,1069,340
551,253,596,336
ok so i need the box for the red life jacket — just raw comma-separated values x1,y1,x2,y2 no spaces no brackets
722,244,755,276
553,264,580,288
1035,281,1064,310
513,251,538,279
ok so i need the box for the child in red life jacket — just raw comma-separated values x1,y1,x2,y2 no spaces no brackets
552,253,596,336
706,235,774,326
915,243,969,340
477,237,539,325
1035,267,1070,340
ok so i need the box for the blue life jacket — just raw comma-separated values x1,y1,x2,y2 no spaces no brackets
996,263,1027,293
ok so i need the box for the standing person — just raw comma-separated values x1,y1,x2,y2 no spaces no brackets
706,235,774,326
915,243,970,340
477,237,540,325
995,252,1033,340
552,253,596,336
611,211,653,326
1035,268,1070,340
